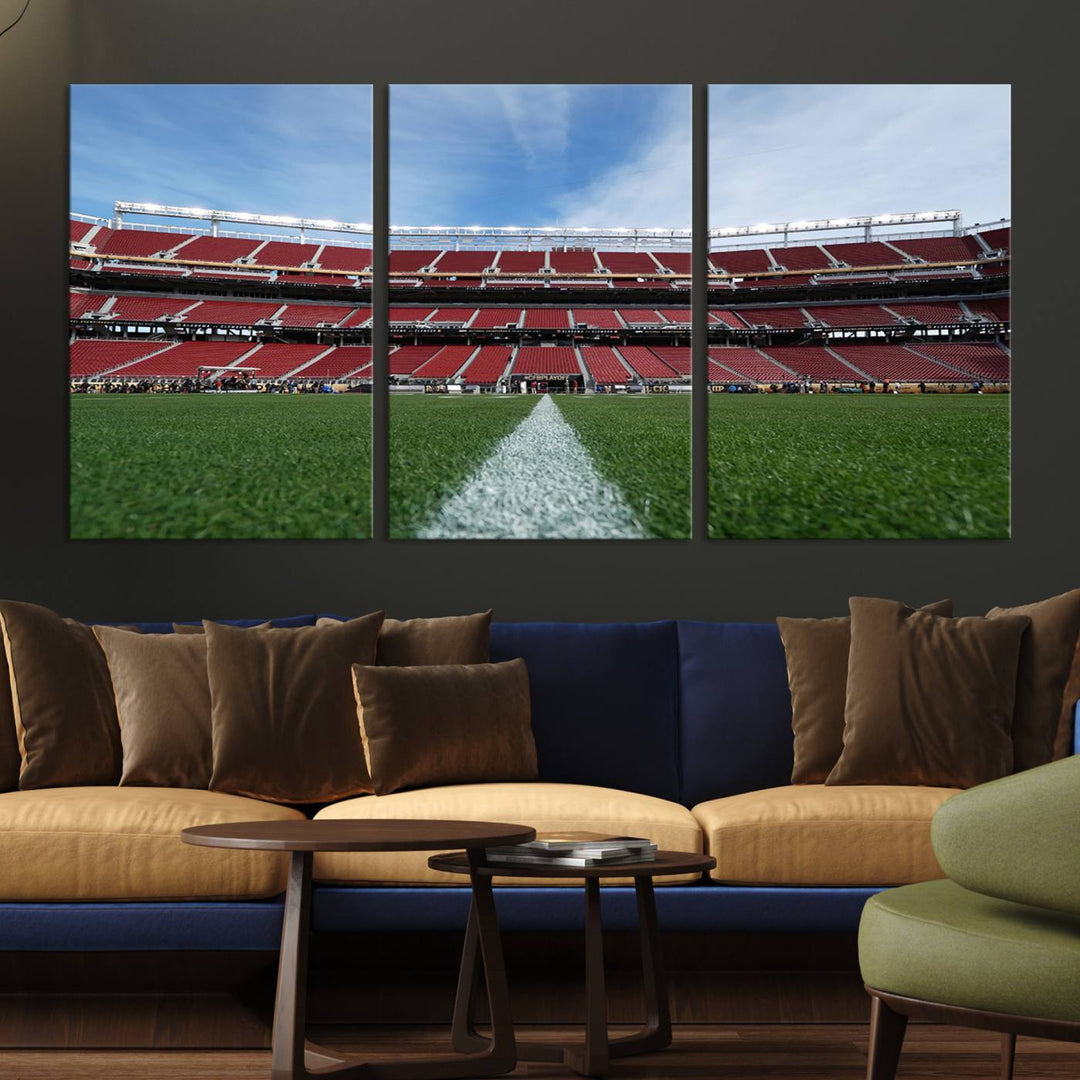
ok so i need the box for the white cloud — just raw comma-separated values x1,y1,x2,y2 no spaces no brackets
708,85,1010,230
553,87,691,228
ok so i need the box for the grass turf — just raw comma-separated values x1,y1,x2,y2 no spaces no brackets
708,393,1010,538
555,394,691,539
70,394,372,539
389,394,537,538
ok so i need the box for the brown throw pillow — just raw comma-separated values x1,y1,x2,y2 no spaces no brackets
0,646,19,792
93,626,212,788
827,597,1030,788
351,659,536,796
987,589,1080,772
1057,640,1080,760
173,621,271,634
778,599,954,784
0,600,121,788
317,610,492,666
207,613,384,804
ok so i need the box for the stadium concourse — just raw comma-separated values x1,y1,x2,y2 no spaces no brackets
69,206,1008,394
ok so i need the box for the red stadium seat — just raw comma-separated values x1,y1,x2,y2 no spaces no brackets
737,307,809,329
181,300,283,325
617,346,678,380
427,307,478,325
173,235,262,263
581,346,632,385
251,240,319,268
297,346,372,381
523,308,572,330
822,241,903,268
908,343,1010,382
548,250,599,274
108,341,256,380
389,345,442,375
96,229,193,259
767,245,833,271
316,245,373,272
494,251,547,273
709,248,771,274
597,251,661,275
805,304,901,328
70,339,177,377
412,345,476,380
892,236,983,263
461,346,513,384
470,308,523,329
759,346,862,381
433,251,496,274
512,346,580,375
708,347,792,383
831,344,975,383
617,309,664,326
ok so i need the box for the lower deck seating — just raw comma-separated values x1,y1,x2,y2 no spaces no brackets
708,347,789,383
461,345,513,384
389,345,441,375
412,345,476,380
761,346,861,381
243,343,327,379
910,343,1010,382
296,345,372,380
69,339,173,377
512,346,579,375
580,346,631,385
617,346,679,379
113,340,257,380
650,346,691,376
831,345,969,383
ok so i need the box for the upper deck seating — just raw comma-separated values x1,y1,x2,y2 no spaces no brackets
316,245,373,272
433,251,496,274
172,236,262,263
548,250,599,274
708,248,772,274
653,252,691,274
822,241,902,267
767,245,832,271
494,251,547,273
976,227,1010,254
892,236,982,263
70,219,94,243
390,250,442,273
597,252,660,275
96,229,193,258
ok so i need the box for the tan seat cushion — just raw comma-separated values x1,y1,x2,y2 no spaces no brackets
0,787,305,900
313,782,703,886
693,785,959,886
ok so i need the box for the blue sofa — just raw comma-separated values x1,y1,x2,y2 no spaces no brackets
3,616,1072,954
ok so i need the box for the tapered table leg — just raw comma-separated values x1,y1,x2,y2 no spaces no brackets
272,851,317,1080
270,849,515,1080
562,877,609,1077
609,876,671,1058
449,898,487,1054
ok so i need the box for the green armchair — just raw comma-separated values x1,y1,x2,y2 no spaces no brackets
859,755,1080,1080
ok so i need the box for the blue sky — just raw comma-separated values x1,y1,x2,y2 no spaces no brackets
709,85,1010,233
70,85,372,238
390,85,692,229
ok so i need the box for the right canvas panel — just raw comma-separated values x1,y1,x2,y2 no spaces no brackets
707,85,1010,539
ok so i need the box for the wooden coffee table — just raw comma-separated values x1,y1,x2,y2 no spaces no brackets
429,848,716,1078
183,819,535,1080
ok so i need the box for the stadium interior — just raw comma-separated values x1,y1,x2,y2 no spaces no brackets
69,207,1009,393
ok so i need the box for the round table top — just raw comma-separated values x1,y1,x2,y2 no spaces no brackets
181,819,536,853
428,849,715,879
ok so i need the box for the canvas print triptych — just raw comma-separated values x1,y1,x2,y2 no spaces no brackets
69,84,1010,541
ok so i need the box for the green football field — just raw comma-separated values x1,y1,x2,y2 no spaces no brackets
708,393,1010,539
389,393,692,539
70,394,372,539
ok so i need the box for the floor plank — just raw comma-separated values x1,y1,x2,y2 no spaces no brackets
1,1024,1078,1079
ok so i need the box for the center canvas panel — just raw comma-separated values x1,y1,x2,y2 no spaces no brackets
388,85,692,540
69,84,373,540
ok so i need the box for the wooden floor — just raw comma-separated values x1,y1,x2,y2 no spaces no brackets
2,1024,1080,1079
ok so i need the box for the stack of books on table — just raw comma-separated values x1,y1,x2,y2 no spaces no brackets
484,833,657,868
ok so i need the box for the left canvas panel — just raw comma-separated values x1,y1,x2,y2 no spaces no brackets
69,85,373,539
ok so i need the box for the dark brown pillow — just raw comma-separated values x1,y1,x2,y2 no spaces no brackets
987,589,1080,772
173,621,271,634
207,613,384,804
827,598,1029,788
0,600,121,788
1056,640,1080,760
351,659,536,796
317,611,492,666
778,599,954,784
93,626,212,788
0,646,19,792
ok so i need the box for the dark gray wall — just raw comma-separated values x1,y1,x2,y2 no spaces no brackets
0,0,1071,622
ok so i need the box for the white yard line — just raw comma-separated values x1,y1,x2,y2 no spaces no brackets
417,395,646,539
